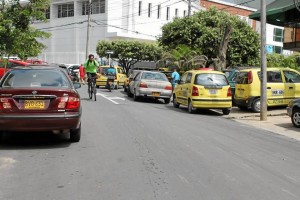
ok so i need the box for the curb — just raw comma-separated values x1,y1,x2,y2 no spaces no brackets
225,112,287,120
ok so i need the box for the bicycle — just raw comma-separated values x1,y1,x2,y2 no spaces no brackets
87,74,97,101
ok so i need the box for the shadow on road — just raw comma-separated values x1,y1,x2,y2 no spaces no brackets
0,131,71,150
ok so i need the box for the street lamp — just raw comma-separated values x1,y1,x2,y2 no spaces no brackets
106,50,114,66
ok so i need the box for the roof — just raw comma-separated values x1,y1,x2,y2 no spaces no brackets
221,0,276,9
249,0,298,26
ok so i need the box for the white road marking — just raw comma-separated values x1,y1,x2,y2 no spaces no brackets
0,157,17,170
97,93,125,104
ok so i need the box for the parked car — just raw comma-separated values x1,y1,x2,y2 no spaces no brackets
0,65,82,142
96,66,127,89
234,67,300,112
24,59,48,64
127,71,172,104
173,70,232,115
287,98,300,128
66,64,80,74
0,59,29,79
124,69,144,92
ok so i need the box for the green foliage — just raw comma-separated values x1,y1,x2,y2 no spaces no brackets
267,53,300,70
96,40,162,75
0,0,50,59
159,7,260,68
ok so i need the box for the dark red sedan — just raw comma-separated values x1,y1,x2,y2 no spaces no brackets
0,65,82,142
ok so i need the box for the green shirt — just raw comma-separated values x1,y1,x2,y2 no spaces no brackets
84,60,99,73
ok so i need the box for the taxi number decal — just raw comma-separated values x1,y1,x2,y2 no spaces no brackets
272,89,284,96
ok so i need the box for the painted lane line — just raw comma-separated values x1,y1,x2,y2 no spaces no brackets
97,93,120,104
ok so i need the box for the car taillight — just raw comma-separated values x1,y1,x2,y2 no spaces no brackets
57,97,80,109
165,85,172,90
66,97,80,109
139,82,148,88
0,98,12,109
248,71,253,84
227,87,232,97
192,86,199,96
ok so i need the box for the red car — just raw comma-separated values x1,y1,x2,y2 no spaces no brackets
0,59,29,79
0,65,82,142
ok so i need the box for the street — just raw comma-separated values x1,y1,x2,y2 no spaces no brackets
1,85,300,200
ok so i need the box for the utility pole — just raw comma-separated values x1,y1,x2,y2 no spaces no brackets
85,0,92,59
188,0,191,16
260,0,267,121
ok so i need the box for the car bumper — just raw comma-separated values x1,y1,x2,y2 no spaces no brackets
0,113,81,132
191,98,232,109
234,97,256,108
136,88,172,98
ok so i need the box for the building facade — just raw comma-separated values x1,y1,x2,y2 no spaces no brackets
33,0,200,64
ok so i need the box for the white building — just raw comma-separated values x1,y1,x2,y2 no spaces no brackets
33,0,200,64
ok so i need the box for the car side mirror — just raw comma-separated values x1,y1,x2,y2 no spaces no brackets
73,82,81,89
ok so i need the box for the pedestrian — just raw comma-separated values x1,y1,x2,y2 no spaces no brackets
79,64,86,84
171,67,180,92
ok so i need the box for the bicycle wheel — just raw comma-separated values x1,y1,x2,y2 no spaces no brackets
93,83,97,101
89,83,93,99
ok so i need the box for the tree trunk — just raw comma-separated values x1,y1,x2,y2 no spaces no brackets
217,24,233,71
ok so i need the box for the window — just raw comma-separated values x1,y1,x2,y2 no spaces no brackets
283,71,300,83
180,73,188,84
82,0,105,15
157,5,161,19
166,7,170,20
45,7,50,19
58,4,74,18
148,3,152,18
183,10,186,17
273,28,284,42
195,74,228,86
267,71,282,83
175,8,178,18
186,73,192,83
138,1,142,16
274,46,283,54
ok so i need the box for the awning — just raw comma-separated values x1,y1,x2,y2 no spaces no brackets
249,0,299,26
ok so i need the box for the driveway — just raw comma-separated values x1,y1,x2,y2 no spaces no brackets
223,107,300,141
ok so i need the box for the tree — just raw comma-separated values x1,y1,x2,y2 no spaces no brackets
96,40,162,75
158,7,260,70
0,0,50,59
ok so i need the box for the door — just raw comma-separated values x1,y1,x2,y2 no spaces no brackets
266,70,285,106
283,70,300,100
175,72,188,104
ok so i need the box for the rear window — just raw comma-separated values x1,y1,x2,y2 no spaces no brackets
195,73,228,86
236,72,249,84
100,67,109,75
141,72,168,81
2,69,70,88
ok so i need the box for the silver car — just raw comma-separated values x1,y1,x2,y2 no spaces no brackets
127,71,172,104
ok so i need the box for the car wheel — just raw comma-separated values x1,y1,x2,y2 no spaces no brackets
127,88,133,97
251,98,260,113
222,108,231,115
133,89,139,101
292,108,300,128
164,98,170,104
70,124,81,142
188,100,195,114
173,94,180,108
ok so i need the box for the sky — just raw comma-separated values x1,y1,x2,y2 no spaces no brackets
220,0,276,9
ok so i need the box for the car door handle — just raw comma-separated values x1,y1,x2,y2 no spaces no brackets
289,87,294,89
267,87,271,89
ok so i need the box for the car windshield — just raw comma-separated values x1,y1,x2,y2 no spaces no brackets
2,69,70,88
195,73,228,86
141,72,168,81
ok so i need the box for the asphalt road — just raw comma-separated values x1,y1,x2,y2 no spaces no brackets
1,86,300,200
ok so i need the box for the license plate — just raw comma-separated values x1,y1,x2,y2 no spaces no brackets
24,100,45,109
209,89,217,94
152,92,160,97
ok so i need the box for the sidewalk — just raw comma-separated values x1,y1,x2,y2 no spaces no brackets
223,107,300,141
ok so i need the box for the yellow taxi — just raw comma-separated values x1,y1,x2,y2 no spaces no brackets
96,66,127,89
234,67,300,112
173,70,232,115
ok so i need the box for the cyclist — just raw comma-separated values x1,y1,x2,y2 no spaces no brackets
84,54,99,91
106,65,116,89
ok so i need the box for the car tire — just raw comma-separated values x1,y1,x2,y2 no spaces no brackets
124,86,127,92
292,108,300,128
251,98,260,113
222,108,231,115
127,88,133,97
164,98,170,104
173,94,180,108
133,89,139,101
70,124,81,142
96,85,99,88
188,100,195,114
